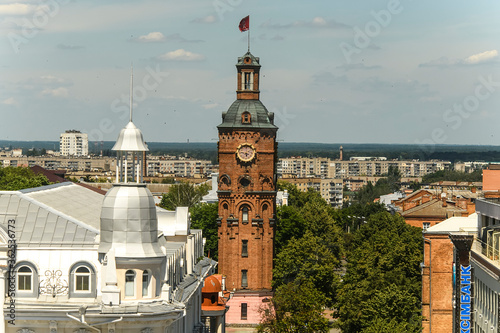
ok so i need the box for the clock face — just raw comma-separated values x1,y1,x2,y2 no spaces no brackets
237,144,256,162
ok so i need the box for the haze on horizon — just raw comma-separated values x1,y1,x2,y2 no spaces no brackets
1,0,499,146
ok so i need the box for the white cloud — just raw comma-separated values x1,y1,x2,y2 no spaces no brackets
2,97,18,105
202,103,218,109
464,50,498,64
192,15,217,24
41,87,68,97
261,17,350,29
137,31,166,43
0,3,37,15
420,50,499,68
157,49,205,62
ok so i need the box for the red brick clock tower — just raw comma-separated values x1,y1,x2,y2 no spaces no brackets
217,51,278,324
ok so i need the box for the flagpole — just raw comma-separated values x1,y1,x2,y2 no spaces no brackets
248,29,250,52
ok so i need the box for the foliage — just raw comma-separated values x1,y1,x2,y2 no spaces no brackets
422,169,482,183
159,182,209,210
274,181,343,308
0,167,51,190
161,177,175,184
189,202,218,260
335,212,423,333
273,231,341,307
257,279,331,333
353,166,401,205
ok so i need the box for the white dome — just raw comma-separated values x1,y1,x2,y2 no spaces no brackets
112,121,149,152
98,184,164,258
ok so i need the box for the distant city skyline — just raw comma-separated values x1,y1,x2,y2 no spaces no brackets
1,1,500,145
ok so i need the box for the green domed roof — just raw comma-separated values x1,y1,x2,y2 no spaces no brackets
217,99,278,130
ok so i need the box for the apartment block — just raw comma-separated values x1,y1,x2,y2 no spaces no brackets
59,130,89,156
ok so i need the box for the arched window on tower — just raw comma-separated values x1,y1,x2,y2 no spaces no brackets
241,205,249,224
262,203,269,220
241,112,251,124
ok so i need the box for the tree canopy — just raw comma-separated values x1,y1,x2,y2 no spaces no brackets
189,202,218,260
0,167,51,190
334,212,423,332
422,169,482,183
159,181,209,210
257,279,331,333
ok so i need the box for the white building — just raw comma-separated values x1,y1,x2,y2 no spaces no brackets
0,120,216,332
60,130,89,157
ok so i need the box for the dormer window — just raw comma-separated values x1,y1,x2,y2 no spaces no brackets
242,112,251,124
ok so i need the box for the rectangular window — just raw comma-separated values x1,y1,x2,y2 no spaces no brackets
241,303,248,320
244,73,251,90
76,275,89,291
242,240,248,257
18,275,31,291
241,270,248,288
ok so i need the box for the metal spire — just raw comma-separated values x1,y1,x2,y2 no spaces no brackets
130,63,133,122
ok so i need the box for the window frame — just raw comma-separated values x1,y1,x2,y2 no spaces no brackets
142,269,152,298
241,303,248,320
241,269,248,289
125,269,136,298
69,262,96,298
74,266,91,293
14,262,38,298
241,205,249,224
241,240,248,258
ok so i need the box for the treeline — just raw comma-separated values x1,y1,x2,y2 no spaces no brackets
422,169,482,183
5,140,500,163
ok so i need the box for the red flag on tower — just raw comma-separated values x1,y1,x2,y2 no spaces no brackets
239,16,249,32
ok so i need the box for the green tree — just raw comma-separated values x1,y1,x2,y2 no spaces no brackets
159,182,209,210
257,279,331,333
190,202,218,260
273,231,341,307
335,212,422,332
0,167,51,190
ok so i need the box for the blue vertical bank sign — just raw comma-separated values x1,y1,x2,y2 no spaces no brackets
459,265,472,333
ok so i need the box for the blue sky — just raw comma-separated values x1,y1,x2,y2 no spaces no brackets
1,0,500,146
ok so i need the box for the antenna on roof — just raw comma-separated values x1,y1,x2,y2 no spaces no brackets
130,63,133,122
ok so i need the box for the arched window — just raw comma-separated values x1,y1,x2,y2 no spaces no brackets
15,262,38,298
241,112,251,124
18,266,33,292
262,204,269,219
75,266,91,291
69,262,96,298
241,205,249,223
125,270,136,297
142,270,151,298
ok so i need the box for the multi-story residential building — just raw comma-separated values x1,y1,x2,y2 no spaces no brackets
146,158,213,178
1,156,115,172
281,178,344,208
278,156,451,179
60,130,89,157
278,157,330,178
